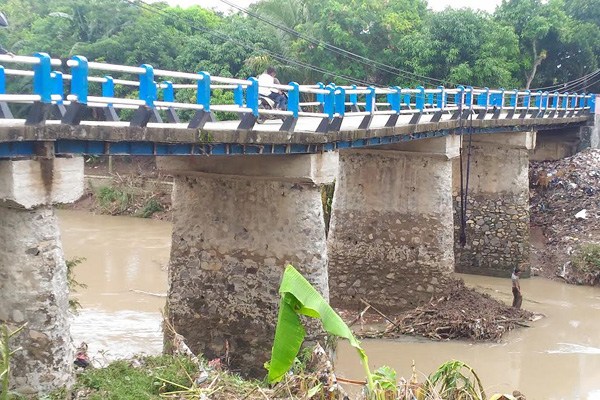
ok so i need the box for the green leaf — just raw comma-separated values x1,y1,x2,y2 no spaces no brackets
267,265,372,390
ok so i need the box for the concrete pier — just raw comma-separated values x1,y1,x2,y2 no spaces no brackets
454,132,535,276
0,156,83,395
327,136,459,312
158,154,335,377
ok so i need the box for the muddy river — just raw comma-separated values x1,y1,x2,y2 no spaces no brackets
58,210,600,399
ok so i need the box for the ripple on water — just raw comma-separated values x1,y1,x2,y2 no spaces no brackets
545,343,600,355
71,308,163,363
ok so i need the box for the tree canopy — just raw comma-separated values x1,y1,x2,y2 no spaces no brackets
0,0,597,92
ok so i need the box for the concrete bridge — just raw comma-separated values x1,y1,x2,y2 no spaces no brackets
0,53,597,393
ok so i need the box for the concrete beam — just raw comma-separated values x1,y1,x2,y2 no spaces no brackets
454,132,531,277
328,135,458,312
164,156,329,376
157,152,337,184
0,157,84,208
0,206,73,395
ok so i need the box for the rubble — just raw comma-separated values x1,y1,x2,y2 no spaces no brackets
529,149,600,284
357,280,534,342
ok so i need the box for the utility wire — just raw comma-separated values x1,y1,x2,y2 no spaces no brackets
530,69,600,91
124,0,378,87
562,72,600,92
217,0,453,87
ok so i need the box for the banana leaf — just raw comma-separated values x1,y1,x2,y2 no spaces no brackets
267,265,372,390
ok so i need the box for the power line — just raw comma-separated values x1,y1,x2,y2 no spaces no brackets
124,0,378,87
563,73,600,93
217,0,458,87
530,69,600,91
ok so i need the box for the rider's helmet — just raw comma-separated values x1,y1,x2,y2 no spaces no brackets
0,12,9,28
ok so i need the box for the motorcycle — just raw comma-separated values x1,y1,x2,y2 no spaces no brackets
257,92,288,124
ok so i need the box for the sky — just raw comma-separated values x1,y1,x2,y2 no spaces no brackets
157,0,504,14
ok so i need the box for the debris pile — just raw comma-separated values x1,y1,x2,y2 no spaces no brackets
360,280,533,341
529,149,600,283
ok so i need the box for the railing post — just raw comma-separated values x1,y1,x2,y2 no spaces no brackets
549,91,559,117
0,66,12,118
570,92,578,116
188,71,212,129
280,81,299,132
477,87,489,119
62,55,88,125
316,84,335,133
359,85,376,129
237,77,258,131
385,86,401,127
349,84,359,112
161,80,179,123
330,86,345,130
431,85,445,122
451,85,465,120
316,82,325,113
436,86,445,109
465,86,473,110
234,84,244,107
26,52,53,125
131,64,160,127
409,85,425,124
50,71,65,119
101,75,119,122
387,86,400,114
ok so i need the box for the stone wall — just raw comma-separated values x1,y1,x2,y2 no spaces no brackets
0,206,73,394
453,134,532,276
328,146,455,313
167,172,328,377
453,194,529,276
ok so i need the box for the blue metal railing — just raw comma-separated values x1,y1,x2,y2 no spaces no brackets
0,53,595,132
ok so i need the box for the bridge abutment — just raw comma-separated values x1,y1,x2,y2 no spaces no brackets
0,156,83,395
454,132,535,276
158,154,335,377
327,136,459,312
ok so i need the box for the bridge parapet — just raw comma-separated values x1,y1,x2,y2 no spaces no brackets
0,53,595,137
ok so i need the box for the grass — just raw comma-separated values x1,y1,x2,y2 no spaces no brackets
570,243,600,285
92,176,168,219
48,355,198,400
45,355,268,400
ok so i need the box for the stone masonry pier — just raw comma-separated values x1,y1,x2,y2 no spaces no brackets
328,136,459,312
454,132,535,276
157,153,336,377
0,154,83,395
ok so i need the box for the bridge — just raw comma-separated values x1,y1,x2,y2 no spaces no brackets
0,52,597,393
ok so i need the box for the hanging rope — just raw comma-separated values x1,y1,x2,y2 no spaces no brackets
458,97,475,247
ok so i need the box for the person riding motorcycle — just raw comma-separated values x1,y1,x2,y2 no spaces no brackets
257,67,287,111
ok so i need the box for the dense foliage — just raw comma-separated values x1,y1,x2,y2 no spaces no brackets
0,0,598,91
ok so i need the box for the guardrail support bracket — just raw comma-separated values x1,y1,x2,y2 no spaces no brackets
280,116,297,132
25,102,51,126
61,102,87,125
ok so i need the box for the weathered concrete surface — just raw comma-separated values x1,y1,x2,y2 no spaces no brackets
0,114,589,146
328,136,459,313
454,132,534,277
577,113,600,152
0,206,73,394
157,152,337,184
163,155,328,377
0,157,84,209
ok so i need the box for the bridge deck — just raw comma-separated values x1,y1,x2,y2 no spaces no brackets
0,112,590,157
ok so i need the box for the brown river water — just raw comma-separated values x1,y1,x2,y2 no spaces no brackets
57,210,600,399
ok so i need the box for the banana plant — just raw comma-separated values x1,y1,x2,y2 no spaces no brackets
267,265,375,392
